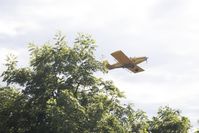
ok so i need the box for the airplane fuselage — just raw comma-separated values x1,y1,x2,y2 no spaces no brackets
108,56,147,69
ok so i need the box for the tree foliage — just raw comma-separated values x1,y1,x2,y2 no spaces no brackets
0,33,191,133
149,106,191,133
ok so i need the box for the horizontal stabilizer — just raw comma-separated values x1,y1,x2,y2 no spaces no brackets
128,65,144,73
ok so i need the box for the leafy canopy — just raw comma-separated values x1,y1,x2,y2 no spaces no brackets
149,106,191,133
1,33,148,133
0,33,191,133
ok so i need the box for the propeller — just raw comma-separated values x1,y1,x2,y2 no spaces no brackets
145,57,148,63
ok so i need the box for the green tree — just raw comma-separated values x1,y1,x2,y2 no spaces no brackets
195,130,199,133
0,33,192,133
0,33,148,133
0,86,29,133
194,120,199,133
149,106,191,133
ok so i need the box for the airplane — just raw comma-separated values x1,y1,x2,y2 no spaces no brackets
105,50,148,73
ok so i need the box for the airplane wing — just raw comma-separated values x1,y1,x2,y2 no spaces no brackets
127,65,144,73
111,50,132,65
131,57,147,64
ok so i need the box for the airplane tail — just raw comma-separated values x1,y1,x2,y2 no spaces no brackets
103,60,113,70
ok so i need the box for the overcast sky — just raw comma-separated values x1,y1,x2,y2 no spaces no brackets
1,0,199,130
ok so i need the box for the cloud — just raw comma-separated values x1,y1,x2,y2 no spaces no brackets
1,0,199,128
0,20,41,36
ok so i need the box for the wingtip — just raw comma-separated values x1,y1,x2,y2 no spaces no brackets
111,50,123,55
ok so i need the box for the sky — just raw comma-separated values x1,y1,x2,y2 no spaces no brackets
1,0,199,130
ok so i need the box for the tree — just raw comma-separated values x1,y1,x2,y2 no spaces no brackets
1,33,148,133
149,106,191,133
0,87,19,132
194,120,199,133
0,33,192,133
0,86,29,133
195,130,199,133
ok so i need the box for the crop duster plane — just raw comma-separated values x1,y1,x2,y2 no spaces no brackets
106,50,148,73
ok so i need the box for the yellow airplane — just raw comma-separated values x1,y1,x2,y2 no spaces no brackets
106,50,148,73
